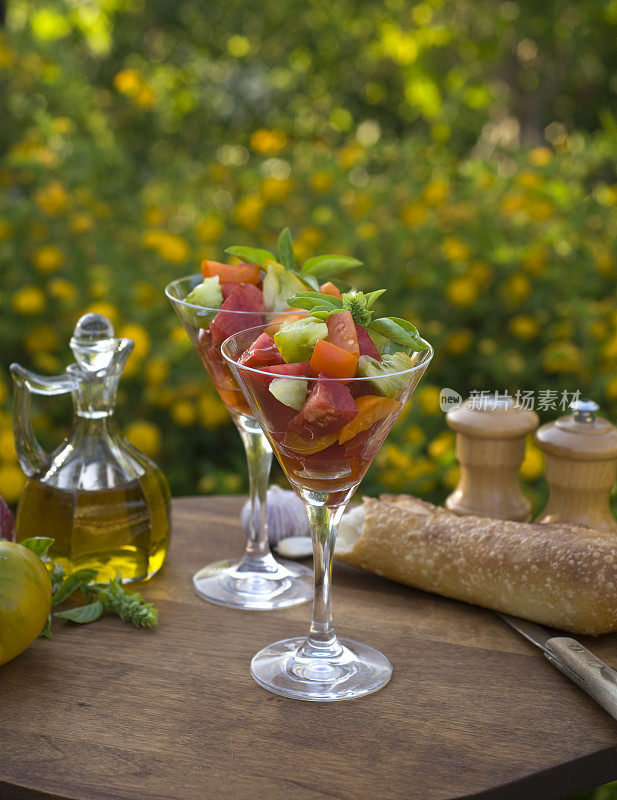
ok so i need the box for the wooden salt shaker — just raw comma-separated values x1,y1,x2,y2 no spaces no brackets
535,399,617,533
445,395,539,521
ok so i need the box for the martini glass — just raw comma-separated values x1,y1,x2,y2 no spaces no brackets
223,323,433,700
165,275,312,610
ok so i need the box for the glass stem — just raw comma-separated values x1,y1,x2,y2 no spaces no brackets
301,499,348,659
235,417,276,571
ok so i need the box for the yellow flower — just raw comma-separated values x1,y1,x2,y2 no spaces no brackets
516,170,542,189
134,85,155,110
126,420,161,458
445,276,478,307
528,198,554,222
403,424,425,445
134,281,158,308
310,172,333,193
605,376,617,403
542,341,582,374
260,177,293,203
24,325,59,354
35,180,69,216
0,428,17,462
144,206,165,226
69,213,94,233
444,464,460,489
500,191,525,216
85,302,119,326
445,328,473,355
342,190,372,219
198,474,217,494
118,323,151,360
0,464,26,503
601,336,617,363
142,230,190,263
502,273,531,306
400,202,427,227
417,385,442,415
297,226,324,249
521,247,547,275
171,326,191,346
337,142,365,169
114,69,143,94
232,196,264,230
530,147,552,166
423,180,449,205
0,219,12,241
145,357,170,386
196,217,223,243
357,222,377,239
222,473,242,493
509,315,539,340
47,277,76,302
32,353,61,373
467,260,492,287
13,286,46,315
520,438,544,481
32,245,64,273
592,245,615,276
198,393,229,429
589,320,608,341
171,400,196,426
51,117,74,134
442,236,471,263
428,431,455,460
249,128,288,154
0,378,6,405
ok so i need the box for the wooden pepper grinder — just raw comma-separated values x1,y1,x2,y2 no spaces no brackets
445,395,539,521
535,399,617,533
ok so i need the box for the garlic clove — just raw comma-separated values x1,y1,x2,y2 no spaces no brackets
276,536,313,559
241,485,309,546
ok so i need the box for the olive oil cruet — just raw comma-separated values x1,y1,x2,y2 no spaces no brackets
11,313,170,583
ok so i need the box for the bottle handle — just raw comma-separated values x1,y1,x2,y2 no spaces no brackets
10,363,76,478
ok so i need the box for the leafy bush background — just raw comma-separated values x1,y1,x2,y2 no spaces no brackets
1,0,617,528
1,4,617,794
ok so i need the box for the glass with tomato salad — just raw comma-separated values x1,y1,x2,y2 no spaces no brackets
165,233,359,610
222,290,433,700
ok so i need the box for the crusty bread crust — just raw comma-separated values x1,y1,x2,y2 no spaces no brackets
335,494,617,635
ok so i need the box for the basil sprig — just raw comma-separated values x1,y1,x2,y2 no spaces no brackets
225,227,362,291
287,289,429,351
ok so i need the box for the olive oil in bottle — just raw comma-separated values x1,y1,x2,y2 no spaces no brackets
12,313,171,582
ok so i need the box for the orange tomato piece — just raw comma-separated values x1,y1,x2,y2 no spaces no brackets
319,281,342,299
309,339,359,379
337,395,402,444
264,308,308,335
283,430,339,455
201,259,260,285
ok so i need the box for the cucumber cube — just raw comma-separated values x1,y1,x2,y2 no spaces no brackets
269,377,308,410
273,316,328,363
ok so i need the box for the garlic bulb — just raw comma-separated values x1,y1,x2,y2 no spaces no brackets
241,485,309,545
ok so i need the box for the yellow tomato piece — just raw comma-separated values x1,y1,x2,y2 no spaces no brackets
283,430,339,455
338,395,402,444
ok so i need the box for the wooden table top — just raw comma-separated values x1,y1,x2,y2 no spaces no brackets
1,496,617,800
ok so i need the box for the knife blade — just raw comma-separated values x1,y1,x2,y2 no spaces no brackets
498,613,617,721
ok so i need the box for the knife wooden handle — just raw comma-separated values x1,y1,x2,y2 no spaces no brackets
545,637,617,721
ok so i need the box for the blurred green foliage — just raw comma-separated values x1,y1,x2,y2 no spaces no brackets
1,0,617,532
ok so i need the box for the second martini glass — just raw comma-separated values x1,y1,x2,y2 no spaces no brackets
223,322,433,700
165,275,312,610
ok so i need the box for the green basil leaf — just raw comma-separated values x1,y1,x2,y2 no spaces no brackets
298,274,320,291
364,289,387,309
224,246,275,267
301,255,363,278
52,568,99,606
20,537,55,558
39,614,53,639
55,600,103,624
368,317,430,350
277,228,296,270
287,291,343,311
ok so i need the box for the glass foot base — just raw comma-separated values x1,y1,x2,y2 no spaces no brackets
192,559,313,610
250,636,392,701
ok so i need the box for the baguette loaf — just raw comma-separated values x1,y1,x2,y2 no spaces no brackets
335,494,617,635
